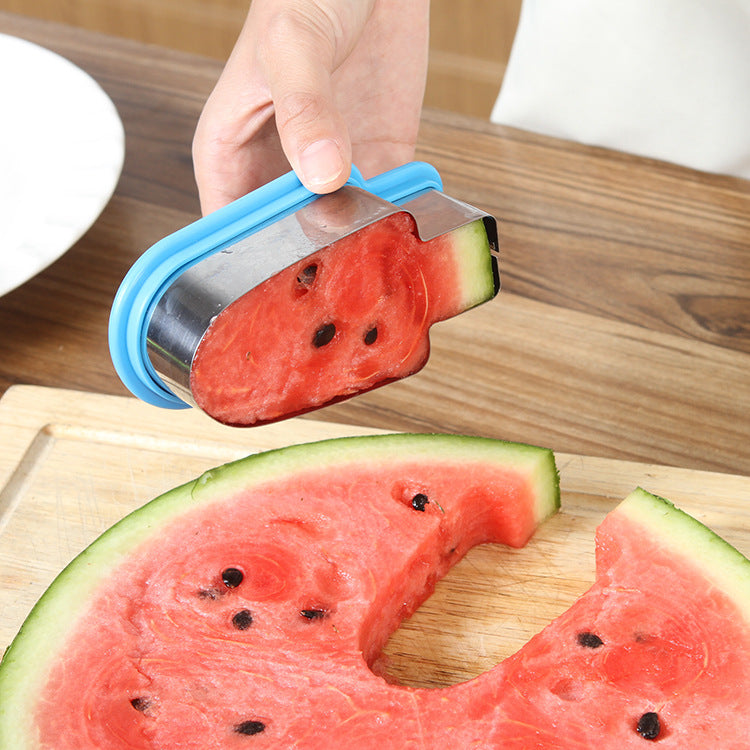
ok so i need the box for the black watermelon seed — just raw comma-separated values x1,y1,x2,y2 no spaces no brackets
222,568,244,588
577,631,604,648
300,608,327,620
364,327,378,345
411,493,429,512
297,264,318,286
232,610,253,630
130,697,150,712
234,720,266,736
636,711,661,740
313,323,336,348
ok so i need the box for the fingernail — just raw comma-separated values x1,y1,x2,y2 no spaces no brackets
298,139,345,190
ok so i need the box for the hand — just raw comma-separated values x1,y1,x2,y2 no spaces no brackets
192,0,430,215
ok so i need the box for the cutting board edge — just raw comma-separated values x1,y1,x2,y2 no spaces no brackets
2,385,749,507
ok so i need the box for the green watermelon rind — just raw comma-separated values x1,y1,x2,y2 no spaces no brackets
450,219,499,310
617,487,750,622
0,432,557,747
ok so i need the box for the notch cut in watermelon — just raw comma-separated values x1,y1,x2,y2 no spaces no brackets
0,433,556,749
2,436,750,748
189,212,498,426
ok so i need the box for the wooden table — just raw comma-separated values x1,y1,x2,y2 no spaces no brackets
1,11,749,477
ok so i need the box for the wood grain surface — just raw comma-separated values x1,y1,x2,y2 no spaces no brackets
0,11,748,482
2,385,749,688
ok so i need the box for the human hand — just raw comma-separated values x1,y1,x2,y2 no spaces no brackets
193,0,430,215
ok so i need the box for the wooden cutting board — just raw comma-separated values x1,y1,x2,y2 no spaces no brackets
1,385,749,688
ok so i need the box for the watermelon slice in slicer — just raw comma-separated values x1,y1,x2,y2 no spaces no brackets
109,162,500,427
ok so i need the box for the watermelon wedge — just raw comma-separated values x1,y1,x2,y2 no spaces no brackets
189,212,498,426
1,436,749,748
0,433,556,749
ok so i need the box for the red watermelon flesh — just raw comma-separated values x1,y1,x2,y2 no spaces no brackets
0,434,557,749
189,213,497,426
2,438,750,748
479,488,750,748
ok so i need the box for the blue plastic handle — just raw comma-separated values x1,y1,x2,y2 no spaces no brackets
362,161,442,203
108,161,443,409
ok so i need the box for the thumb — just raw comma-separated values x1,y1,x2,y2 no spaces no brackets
276,85,351,194
274,78,351,193
259,12,353,193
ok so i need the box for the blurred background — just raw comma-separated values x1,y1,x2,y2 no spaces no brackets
0,0,522,118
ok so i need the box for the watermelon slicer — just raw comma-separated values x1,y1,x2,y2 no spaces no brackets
108,161,499,412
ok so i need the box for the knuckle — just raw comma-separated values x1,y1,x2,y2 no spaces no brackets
276,91,328,131
261,5,336,58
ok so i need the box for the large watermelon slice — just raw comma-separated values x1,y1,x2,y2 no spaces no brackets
1,435,748,748
189,213,498,426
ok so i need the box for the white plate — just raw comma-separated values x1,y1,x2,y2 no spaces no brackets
0,33,125,297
